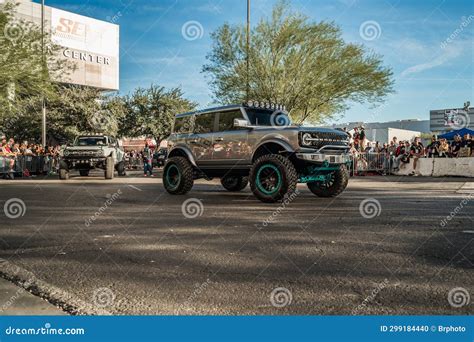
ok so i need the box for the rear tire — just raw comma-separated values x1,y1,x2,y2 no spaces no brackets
79,170,89,177
105,157,114,179
307,165,349,197
117,161,126,176
59,168,69,180
220,176,248,192
163,157,194,195
249,154,297,203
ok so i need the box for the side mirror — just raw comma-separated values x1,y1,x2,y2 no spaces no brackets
234,119,251,128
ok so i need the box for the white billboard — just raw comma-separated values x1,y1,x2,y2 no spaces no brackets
51,8,119,90
51,8,118,56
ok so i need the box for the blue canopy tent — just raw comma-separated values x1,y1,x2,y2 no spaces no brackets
438,128,474,140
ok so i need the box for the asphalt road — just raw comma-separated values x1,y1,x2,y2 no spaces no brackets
0,172,473,315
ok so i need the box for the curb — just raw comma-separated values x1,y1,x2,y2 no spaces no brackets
0,259,111,315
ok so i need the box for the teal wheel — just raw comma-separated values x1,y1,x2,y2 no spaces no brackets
163,157,194,195
249,154,297,203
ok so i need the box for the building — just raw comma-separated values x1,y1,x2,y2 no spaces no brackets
322,119,428,143
430,107,474,132
361,127,420,144
323,119,430,133
2,0,119,90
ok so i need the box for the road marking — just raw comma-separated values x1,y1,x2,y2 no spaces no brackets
127,184,143,192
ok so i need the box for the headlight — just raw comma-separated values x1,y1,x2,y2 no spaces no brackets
63,150,70,157
302,133,313,146
96,150,105,157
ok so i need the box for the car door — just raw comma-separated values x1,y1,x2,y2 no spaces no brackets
212,109,251,166
189,112,216,166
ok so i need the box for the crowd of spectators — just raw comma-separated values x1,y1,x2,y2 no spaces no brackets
0,136,61,178
344,129,474,175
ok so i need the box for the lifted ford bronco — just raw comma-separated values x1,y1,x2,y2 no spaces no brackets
59,134,126,180
163,102,351,203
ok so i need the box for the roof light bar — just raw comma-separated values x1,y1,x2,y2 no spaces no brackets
244,101,286,111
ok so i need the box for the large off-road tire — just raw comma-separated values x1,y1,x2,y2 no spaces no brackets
220,176,249,192
249,154,298,203
116,161,126,176
105,157,114,179
163,156,194,195
307,165,349,197
79,170,89,177
59,168,69,180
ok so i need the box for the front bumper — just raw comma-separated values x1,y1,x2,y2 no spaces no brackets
295,152,350,164
63,157,106,168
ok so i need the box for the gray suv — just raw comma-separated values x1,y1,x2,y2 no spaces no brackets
163,102,351,203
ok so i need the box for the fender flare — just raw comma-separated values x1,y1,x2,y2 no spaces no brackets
252,139,295,160
168,146,197,167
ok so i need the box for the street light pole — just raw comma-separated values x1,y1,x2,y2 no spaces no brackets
41,0,46,147
246,0,250,102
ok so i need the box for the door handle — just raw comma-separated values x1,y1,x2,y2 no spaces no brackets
189,139,198,144
215,137,224,142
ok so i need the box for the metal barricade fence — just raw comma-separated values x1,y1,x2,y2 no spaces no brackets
1,155,59,178
125,157,143,170
350,152,392,175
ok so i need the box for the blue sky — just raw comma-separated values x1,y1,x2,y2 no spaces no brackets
37,0,473,124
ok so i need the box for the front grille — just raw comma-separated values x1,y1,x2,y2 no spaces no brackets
299,131,349,149
65,150,103,157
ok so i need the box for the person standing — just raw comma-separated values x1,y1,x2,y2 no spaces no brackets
359,126,366,150
353,127,360,151
1,140,15,178
143,143,154,177
409,137,424,176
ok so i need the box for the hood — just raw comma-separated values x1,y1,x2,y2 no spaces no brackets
65,145,105,150
252,125,349,138
296,126,348,136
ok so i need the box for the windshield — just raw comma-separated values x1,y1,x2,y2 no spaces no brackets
75,137,107,146
245,108,291,127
